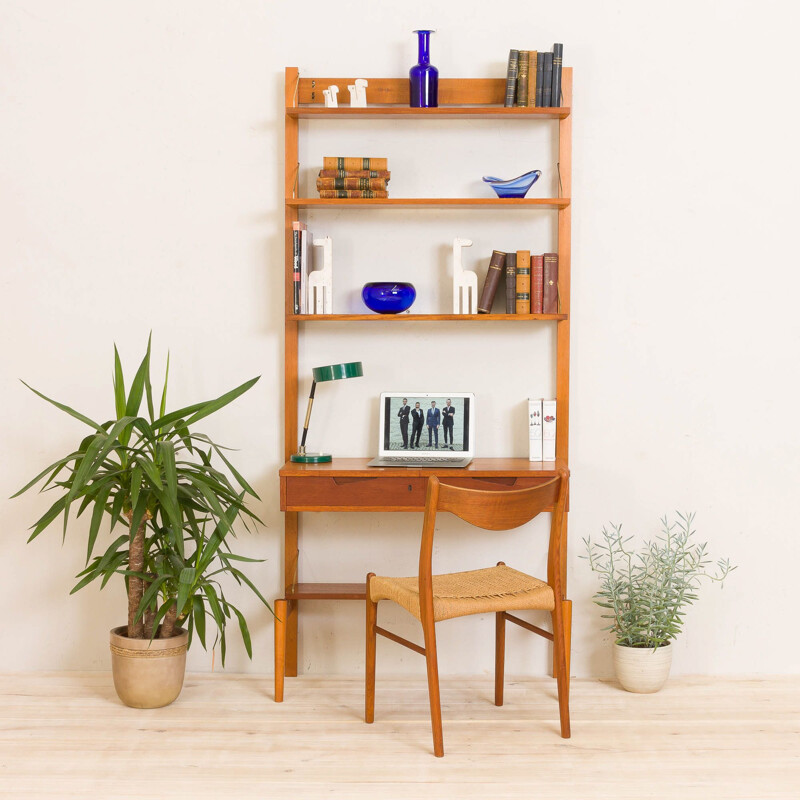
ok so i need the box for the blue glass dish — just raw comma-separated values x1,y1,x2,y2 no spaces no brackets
362,282,416,314
409,30,438,108
482,169,542,199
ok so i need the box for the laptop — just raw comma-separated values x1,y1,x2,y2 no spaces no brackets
367,392,475,468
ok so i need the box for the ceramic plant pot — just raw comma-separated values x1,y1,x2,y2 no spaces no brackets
109,626,189,708
613,641,673,693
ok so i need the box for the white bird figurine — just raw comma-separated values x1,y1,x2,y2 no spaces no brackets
348,79,368,107
452,238,477,314
323,86,339,108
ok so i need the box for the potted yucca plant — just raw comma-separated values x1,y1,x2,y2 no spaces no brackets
14,338,268,707
583,513,735,693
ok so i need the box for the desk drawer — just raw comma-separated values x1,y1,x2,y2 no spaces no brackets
438,476,554,491
283,476,428,510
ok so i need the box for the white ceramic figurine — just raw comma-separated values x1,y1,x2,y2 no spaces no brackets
452,237,477,314
310,237,333,314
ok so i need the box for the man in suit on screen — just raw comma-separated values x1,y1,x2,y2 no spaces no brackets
426,400,441,448
410,402,424,448
442,398,456,449
397,398,411,448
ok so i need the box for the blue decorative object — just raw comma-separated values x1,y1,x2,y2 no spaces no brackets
482,169,542,199
362,282,416,314
409,30,438,108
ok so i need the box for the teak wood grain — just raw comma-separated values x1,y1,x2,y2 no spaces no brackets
278,68,573,698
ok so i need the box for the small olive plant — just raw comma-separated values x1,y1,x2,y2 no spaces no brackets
14,338,268,663
583,512,735,649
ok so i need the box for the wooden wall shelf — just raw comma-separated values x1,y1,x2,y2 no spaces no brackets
287,106,570,120
288,313,567,322
287,198,570,209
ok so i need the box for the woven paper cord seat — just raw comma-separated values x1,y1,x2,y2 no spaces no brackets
369,564,555,622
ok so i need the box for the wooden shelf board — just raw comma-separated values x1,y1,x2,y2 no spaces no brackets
287,106,570,120
289,313,567,322
285,582,366,601
287,198,570,209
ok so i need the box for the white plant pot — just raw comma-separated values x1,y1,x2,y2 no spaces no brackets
613,642,673,693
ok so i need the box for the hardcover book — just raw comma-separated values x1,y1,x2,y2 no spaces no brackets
504,251,517,314
299,225,312,314
542,399,557,461
515,250,531,314
322,157,388,171
505,50,520,108
532,253,544,314
318,190,389,199
316,177,388,191
291,221,303,314
477,250,506,313
552,43,564,107
528,398,543,461
535,52,545,107
542,52,554,106
318,169,391,180
543,252,559,313
528,50,538,106
516,50,530,107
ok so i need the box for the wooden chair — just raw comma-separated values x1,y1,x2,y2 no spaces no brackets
365,470,570,757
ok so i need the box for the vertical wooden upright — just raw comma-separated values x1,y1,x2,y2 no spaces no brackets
283,67,300,676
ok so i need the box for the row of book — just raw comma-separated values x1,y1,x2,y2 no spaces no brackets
478,251,559,315
291,221,314,313
505,44,564,108
529,398,556,461
317,156,390,199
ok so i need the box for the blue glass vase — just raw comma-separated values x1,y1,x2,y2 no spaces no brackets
409,30,438,108
362,282,416,314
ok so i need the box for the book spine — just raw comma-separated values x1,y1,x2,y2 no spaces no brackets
292,225,301,314
535,52,545,107
543,252,559,313
531,254,544,314
528,50,538,106
322,157,388,171
528,398,543,461
516,50,530,107
316,177,387,191
317,190,389,199
504,251,517,313
515,250,531,314
552,43,563,107
299,226,310,314
477,250,506,313
542,399,556,461
542,52,553,106
504,49,519,108
318,169,391,179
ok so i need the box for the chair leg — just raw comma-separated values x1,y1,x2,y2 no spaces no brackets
421,610,444,757
563,598,572,697
495,611,506,706
274,599,287,703
551,600,571,739
365,573,377,724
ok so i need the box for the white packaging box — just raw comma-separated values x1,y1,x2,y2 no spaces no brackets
528,398,543,461
542,399,557,461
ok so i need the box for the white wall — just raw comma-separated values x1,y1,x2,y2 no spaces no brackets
1,0,798,678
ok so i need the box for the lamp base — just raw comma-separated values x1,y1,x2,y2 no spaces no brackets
290,452,332,463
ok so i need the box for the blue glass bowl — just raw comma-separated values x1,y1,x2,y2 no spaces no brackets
482,169,542,199
362,282,416,314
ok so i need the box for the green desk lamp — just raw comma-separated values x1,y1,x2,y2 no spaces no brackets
291,361,364,463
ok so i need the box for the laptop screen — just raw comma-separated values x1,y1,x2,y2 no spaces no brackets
382,395,471,452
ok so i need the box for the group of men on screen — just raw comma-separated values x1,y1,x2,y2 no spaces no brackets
396,399,456,450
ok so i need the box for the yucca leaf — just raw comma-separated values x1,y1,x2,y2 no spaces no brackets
182,377,260,428
192,595,206,648
159,352,170,419
113,345,126,420
125,338,151,420
87,484,112,563
21,380,105,433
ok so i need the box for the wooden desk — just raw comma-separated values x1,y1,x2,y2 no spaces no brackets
277,458,566,683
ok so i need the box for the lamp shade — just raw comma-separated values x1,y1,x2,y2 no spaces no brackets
311,361,363,382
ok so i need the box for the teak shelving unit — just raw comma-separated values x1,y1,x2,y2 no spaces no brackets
279,67,572,680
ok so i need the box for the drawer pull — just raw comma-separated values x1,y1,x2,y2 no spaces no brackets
332,476,377,486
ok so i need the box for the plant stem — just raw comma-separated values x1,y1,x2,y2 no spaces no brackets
160,601,178,639
126,511,146,639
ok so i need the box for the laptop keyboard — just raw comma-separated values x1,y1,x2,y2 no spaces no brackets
382,457,465,463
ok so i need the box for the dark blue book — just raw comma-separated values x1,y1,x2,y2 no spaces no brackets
552,43,564,107
542,52,553,106
535,52,545,107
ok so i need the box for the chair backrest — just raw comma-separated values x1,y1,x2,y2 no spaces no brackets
417,470,570,604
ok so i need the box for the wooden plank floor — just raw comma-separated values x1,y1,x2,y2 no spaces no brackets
0,673,798,799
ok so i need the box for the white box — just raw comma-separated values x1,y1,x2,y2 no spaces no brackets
542,399,557,461
528,398,543,461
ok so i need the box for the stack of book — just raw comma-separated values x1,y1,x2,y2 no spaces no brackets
477,250,559,315
317,157,390,199
504,44,564,108
529,398,556,461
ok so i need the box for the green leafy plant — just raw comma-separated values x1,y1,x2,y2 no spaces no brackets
13,338,268,662
583,512,735,649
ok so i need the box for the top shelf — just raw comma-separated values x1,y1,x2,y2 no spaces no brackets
286,106,570,120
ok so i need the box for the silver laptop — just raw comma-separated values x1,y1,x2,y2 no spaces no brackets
367,392,475,468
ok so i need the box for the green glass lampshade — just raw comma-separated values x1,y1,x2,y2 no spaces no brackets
291,361,364,463
311,361,363,383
